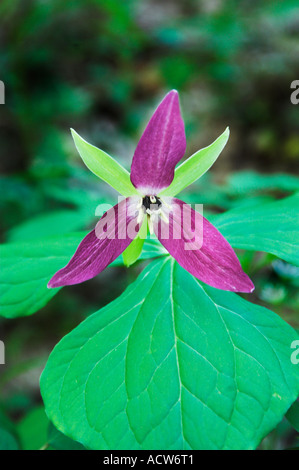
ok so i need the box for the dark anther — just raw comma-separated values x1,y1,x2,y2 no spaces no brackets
142,195,162,211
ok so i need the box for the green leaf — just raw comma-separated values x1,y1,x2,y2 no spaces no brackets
213,193,299,266
0,428,19,450
122,218,147,267
41,258,299,450
285,400,299,432
7,210,93,243
160,127,229,197
17,407,48,450
227,171,299,196
71,129,138,197
48,423,86,450
0,233,85,318
0,409,19,450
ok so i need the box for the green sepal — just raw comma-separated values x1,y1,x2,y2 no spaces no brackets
122,217,148,267
71,129,139,196
160,127,229,196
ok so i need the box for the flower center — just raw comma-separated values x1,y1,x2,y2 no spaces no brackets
136,195,169,234
142,195,162,212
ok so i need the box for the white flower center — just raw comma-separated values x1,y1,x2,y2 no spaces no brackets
136,195,170,234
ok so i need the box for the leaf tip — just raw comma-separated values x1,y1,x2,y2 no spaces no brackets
224,126,230,140
70,128,78,140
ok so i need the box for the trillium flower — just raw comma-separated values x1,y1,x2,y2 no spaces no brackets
48,90,254,293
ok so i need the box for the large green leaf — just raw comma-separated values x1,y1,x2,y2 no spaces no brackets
160,127,229,197
213,193,299,266
41,258,299,450
71,129,138,197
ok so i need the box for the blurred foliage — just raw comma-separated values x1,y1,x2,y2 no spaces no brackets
0,0,299,450
1,0,299,226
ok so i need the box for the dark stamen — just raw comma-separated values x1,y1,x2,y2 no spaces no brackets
142,195,162,211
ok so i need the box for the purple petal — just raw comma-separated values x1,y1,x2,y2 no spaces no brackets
48,198,140,288
130,90,186,195
155,198,254,293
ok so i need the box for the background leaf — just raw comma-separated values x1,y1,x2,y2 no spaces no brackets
0,428,19,450
17,406,48,451
41,258,299,450
226,172,299,196
0,233,85,318
7,210,94,243
285,400,299,432
0,409,19,450
213,193,299,266
48,423,86,450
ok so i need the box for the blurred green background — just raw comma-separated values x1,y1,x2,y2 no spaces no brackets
0,0,299,450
